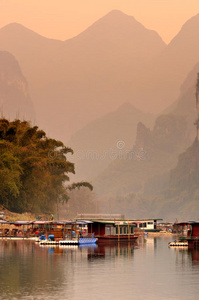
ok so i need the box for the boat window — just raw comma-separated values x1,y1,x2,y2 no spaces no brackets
148,222,153,225
131,227,134,234
105,226,111,236
120,227,122,234
116,227,118,234
124,227,127,234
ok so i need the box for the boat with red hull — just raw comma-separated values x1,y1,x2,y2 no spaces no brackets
85,220,139,244
95,235,138,244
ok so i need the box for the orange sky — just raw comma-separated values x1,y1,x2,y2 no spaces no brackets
1,0,199,43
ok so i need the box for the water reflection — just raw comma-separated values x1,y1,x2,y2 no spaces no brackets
86,243,135,261
0,237,199,299
0,240,69,299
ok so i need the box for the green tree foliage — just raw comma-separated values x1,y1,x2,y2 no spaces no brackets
0,119,92,213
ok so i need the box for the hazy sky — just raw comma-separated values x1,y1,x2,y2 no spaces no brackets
1,0,199,43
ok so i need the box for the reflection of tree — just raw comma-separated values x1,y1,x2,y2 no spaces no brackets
0,241,68,298
0,241,137,299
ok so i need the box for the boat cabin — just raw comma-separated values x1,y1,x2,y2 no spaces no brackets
176,222,199,248
132,219,162,232
85,220,138,244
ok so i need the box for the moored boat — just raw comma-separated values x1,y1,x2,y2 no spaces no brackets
85,219,139,244
39,234,97,246
168,240,188,247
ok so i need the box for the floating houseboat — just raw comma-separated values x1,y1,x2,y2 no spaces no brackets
38,220,97,246
76,215,162,233
83,220,138,244
132,219,162,232
174,222,199,249
0,220,97,245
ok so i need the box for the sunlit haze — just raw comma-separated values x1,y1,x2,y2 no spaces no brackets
1,0,199,43
1,0,199,221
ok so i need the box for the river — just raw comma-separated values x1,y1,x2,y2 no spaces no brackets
0,235,199,300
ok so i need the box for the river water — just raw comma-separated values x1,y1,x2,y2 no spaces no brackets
0,235,199,300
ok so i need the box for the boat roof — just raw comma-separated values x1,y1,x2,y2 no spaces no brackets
9,221,35,225
175,221,199,226
0,220,93,225
81,219,162,225
81,219,137,225
0,220,8,224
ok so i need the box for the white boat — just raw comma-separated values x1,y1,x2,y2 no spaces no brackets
168,240,188,247
38,234,97,246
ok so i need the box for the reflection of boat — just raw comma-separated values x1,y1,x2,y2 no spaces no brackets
168,240,188,247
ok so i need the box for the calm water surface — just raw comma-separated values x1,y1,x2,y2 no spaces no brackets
0,235,199,300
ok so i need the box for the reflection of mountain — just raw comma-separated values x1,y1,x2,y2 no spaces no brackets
0,51,35,121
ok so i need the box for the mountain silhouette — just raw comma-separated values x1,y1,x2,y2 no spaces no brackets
0,50,35,121
69,102,155,180
0,11,165,141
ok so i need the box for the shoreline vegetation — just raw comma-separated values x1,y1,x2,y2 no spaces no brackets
0,118,92,216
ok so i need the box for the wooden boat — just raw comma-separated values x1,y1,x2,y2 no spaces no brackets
85,220,139,244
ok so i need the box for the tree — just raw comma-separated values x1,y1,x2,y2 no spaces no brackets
0,118,92,213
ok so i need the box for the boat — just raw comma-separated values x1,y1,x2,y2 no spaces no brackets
168,240,188,247
84,219,139,244
38,234,97,246
59,237,97,245
173,221,199,249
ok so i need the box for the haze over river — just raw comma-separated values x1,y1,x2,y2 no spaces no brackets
0,236,199,300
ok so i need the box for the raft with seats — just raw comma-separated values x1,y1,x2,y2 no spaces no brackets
168,240,188,247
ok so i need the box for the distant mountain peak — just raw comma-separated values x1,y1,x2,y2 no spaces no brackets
95,9,144,29
107,9,125,15
116,102,140,113
1,22,31,32
0,22,46,40
0,22,62,43
104,9,134,19
68,9,166,52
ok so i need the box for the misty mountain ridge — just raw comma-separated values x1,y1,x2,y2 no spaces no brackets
148,13,199,111
69,102,155,181
94,69,199,219
93,112,191,197
163,61,199,141
1,11,199,220
0,10,166,142
65,10,166,58
142,138,199,221
0,51,35,121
